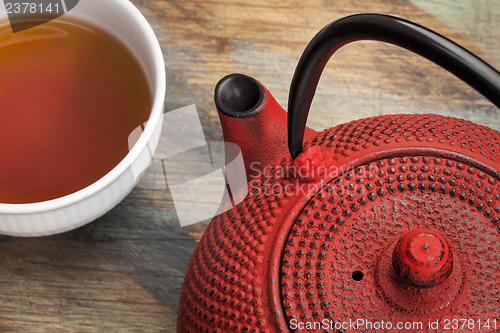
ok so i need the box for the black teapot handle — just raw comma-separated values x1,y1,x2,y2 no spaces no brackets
288,13,500,159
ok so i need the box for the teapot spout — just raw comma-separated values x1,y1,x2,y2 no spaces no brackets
215,74,316,180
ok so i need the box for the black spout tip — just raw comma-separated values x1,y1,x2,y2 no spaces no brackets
215,73,265,118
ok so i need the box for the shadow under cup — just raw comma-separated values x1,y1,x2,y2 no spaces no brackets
0,0,165,236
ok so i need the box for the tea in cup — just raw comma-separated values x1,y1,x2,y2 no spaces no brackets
0,0,165,236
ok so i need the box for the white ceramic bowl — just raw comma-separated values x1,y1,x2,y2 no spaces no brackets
0,0,165,236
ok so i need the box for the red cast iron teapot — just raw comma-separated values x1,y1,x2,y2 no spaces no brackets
178,14,500,332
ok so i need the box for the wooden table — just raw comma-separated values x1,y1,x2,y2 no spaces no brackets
1,1,499,332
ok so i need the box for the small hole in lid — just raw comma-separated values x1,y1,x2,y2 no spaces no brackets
352,270,364,281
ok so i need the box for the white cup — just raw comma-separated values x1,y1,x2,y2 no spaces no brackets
0,0,166,236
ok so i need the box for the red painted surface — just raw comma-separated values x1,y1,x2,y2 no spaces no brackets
178,82,500,332
288,145,327,182
217,83,317,182
392,228,453,288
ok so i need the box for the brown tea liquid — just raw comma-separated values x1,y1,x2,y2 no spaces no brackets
0,18,152,203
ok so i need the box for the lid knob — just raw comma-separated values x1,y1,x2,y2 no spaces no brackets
392,228,453,288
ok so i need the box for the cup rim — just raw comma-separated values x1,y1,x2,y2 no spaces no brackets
0,0,166,214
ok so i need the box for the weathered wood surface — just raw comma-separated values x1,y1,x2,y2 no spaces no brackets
1,0,499,332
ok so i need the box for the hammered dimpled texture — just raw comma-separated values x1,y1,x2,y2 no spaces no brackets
179,164,298,333
179,114,500,333
309,114,499,164
281,155,500,332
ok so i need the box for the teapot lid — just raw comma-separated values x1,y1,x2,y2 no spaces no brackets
280,154,500,329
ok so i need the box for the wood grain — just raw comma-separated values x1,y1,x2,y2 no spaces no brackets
1,0,500,332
